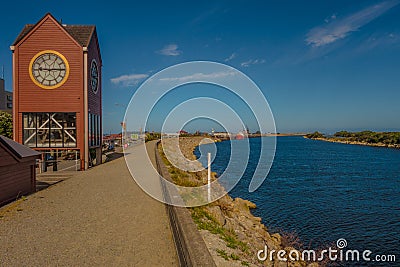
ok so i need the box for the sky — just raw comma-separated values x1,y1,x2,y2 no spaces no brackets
0,0,399,134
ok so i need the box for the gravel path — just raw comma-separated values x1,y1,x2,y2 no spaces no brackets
0,141,178,266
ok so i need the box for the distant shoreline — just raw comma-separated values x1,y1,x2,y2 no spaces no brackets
304,136,400,149
213,133,306,141
258,133,306,137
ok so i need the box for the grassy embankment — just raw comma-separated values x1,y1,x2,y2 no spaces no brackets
158,137,315,267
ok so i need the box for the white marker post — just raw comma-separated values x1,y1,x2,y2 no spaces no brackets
75,150,78,171
207,152,211,203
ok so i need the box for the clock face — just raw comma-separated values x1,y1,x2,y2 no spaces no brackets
29,50,69,89
90,60,99,94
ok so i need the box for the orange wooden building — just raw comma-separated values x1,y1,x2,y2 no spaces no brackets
11,13,102,170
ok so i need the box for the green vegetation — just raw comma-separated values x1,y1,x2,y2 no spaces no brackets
333,130,400,145
305,131,325,139
145,132,161,142
230,253,240,260
146,131,209,142
191,207,248,252
168,167,199,187
216,249,229,260
0,111,12,138
158,145,201,187
307,130,400,148
215,249,240,261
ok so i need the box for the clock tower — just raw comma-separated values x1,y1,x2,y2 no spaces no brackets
11,13,102,170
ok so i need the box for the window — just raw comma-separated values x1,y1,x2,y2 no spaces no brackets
23,112,76,148
7,95,12,101
89,113,101,147
64,113,76,148
7,103,12,109
97,115,101,146
23,113,36,147
88,113,92,147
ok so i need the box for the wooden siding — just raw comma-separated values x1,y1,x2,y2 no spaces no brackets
0,149,18,167
14,16,84,153
0,164,34,204
16,17,83,112
0,146,36,205
87,30,102,116
87,30,102,147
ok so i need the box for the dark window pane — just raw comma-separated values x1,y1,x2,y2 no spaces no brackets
50,113,64,147
23,113,37,147
37,113,50,147
64,113,76,147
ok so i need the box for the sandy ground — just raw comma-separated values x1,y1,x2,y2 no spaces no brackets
0,141,178,266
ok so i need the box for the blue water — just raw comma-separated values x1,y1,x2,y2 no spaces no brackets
195,136,400,266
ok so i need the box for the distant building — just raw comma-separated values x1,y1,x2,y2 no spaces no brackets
103,133,122,146
179,130,188,136
212,132,230,138
0,78,12,113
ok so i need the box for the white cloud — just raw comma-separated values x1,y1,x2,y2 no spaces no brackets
356,32,400,52
224,53,237,62
110,73,149,86
156,44,182,56
306,0,399,47
159,71,237,82
324,13,337,23
240,59,266,67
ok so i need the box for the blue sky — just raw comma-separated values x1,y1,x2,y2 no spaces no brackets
0,0,399,133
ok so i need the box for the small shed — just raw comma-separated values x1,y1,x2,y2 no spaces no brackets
0,135,41,205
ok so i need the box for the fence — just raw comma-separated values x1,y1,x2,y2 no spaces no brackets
37,150,80,173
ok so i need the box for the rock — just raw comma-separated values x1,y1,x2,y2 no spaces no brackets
233,198,257,214
254,224,267,236
306,263,319,267
235,229,247,242
274,261,288,267
263,260,274,267
264,238,279,251
252,216,262,222
206,205,226,226
271,233,282,246
216,195,233,211
223,217,243,234
284,247,301,262
288,261,305,267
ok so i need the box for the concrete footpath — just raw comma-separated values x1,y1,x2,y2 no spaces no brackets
0,141,178,266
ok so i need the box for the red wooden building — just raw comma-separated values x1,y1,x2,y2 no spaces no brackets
11,13,102,170
0,135,40,205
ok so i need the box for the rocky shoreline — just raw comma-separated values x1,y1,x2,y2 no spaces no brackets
160,137,318,267
305,136,400,149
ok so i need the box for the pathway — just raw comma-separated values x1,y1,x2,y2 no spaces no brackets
0,141,178,266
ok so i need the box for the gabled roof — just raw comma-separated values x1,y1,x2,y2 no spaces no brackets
0,135,41,159
12,13,96,47
64,25,96,47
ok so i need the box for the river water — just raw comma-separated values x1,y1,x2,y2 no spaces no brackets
195,136,400,266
